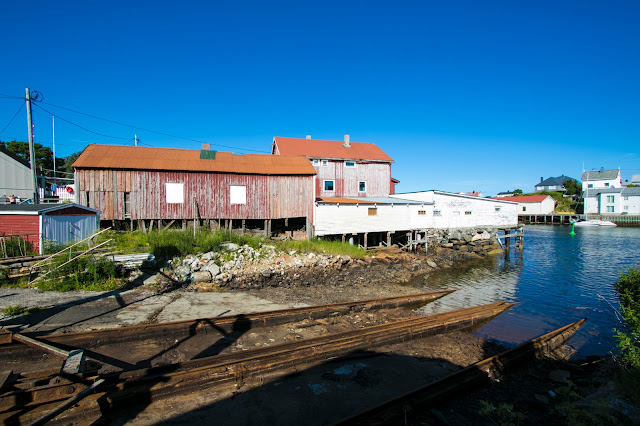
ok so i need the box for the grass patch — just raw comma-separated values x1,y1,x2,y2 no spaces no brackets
1,305,45,316
35,256,126,292
275,238,366,258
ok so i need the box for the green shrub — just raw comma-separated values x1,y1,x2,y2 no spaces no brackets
2,236,36,257
614,266,640,367
36,256,125,292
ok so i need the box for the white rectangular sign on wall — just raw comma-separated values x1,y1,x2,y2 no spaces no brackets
166,183,184,204
230,185,246,205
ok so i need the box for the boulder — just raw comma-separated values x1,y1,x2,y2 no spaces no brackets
203,263,220,276
220,242,240,251
191,270,212,284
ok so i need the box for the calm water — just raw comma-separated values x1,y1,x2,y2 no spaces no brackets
411,225,640,357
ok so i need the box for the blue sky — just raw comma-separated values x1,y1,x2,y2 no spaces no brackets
1,0,639,195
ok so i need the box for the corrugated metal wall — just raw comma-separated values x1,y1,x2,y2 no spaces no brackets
43,215,99,247
76,169,314,222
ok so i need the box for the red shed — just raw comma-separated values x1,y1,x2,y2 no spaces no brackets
73,144,316,238
0,204,101,255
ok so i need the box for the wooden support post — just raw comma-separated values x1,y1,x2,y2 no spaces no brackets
306,217,313,240
149,220,154,232
387,232,391,247
130,220,134,232
163,220,176,231
342,234,346,243
182,220,186,230
141,220,147,234
285,218,288,227
242,219,246,235
504,229,510,253
364,233,368,250
267,219,272,237
229,219,233,232
264,219,269,237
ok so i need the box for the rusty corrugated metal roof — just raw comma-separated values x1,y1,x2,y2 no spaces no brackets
73,144,316,175
274,137,394,162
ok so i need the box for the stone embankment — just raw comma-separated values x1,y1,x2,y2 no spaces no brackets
142,233,501,293
428,227,503,255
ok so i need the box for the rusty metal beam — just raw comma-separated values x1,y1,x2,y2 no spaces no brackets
336,318,587,425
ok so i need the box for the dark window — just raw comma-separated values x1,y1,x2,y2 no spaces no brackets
86,192,91,208
358,181,366,192
124,192,131,218
324,180,334,191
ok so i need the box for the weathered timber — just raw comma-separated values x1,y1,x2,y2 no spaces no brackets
337,318,587,425
0,291,455,355
0,302,513,420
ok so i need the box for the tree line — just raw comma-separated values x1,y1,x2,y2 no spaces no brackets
0,140,82,178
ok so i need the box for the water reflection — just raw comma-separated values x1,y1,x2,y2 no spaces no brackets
410,226,640,357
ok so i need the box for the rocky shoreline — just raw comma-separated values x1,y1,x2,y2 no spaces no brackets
139,233,497,295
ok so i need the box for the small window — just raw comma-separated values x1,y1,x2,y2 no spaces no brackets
358,181,366,192
605,183,610,187
588,184,593,188
230,185,247,205
607,195,615,203
368,208,377,216
312,159,320,166
166,183,184,204
345,161,355,167
322,160,328,167
418,210,426,215
433,210,441,216
624,205,629,210
607,206,615,213
324,180,335,191
523,206,527,212
624,196,629,201
124,192,131,218
495,207,501,212
465,211,472,215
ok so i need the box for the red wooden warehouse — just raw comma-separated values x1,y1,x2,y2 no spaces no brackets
72,144,316,237
272,135,396,198
0,204,101,255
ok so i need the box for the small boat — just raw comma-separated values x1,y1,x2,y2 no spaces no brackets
572,218,617,227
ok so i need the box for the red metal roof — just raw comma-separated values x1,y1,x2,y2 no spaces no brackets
73,144,316,175
273,137,393,162
493,195,552,203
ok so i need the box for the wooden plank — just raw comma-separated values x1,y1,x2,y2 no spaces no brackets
0,330,12,345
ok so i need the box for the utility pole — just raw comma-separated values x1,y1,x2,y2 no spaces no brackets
25,88,39,204
134,134,138,147
52,115,56,187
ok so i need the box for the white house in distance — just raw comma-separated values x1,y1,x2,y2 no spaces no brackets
490,195,556,215
1,145,33,200
584,187,640,215
581,168,622,190
391,191,518,228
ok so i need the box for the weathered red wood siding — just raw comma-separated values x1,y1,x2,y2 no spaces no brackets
314,160,391,198
0,215,40,251
76,169,314,222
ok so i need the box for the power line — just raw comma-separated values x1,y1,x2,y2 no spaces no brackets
0,101,25,134
32,103,132,141
0,94,25,100
39,100,269,153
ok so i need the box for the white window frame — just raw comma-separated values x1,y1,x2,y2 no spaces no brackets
358,181,366,192
607,195,615,203
321,159,328,167
323,180,335,192
312,159,320,166
165,183,184,204
345,161,356,168
230,185,247,205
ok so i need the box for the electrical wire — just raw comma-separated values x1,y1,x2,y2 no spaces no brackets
39,100,269,153
0,94,25,100
32,103,132,141
0,101,25,134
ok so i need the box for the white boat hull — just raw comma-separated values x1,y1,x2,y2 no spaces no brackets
573,219,617,227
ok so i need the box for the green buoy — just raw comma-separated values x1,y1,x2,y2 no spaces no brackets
570,222,576,236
